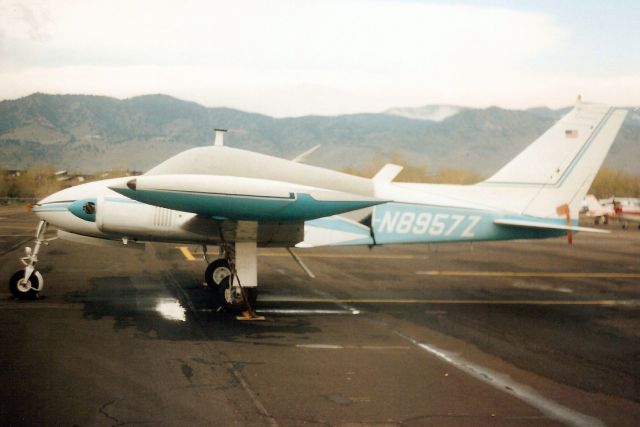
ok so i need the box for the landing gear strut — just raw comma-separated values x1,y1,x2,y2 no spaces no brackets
9,220,48,299
205,254,259,314
203,233,261,318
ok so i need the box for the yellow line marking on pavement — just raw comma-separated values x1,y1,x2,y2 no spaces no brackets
417,271,640,279
177,246,197,261
259,296,638,306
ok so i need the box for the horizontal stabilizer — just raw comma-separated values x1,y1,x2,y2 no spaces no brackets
494,218,609,233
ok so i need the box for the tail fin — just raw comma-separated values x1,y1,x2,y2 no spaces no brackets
483,100,627,219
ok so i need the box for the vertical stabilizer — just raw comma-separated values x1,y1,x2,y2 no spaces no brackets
483,101,627,219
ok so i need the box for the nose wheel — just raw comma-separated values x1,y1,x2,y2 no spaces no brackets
9,269,44,299
9,220,50,300
217,275,258,312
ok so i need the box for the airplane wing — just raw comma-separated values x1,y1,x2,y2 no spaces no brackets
617,215,640,223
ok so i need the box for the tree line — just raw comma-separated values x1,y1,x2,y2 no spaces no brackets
342,154,640,198
0,165,131,201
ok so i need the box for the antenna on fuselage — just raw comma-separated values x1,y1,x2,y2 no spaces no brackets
214,128,227,147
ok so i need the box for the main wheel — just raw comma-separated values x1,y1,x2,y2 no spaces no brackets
204,259,231,288
9,270,43,300
217,276,258,313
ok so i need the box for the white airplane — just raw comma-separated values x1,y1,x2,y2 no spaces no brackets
614,197,640,229
584,194,616,224
9,100,628,317
583,195,640,229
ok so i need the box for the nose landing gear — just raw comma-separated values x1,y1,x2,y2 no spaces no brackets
9,220,50,299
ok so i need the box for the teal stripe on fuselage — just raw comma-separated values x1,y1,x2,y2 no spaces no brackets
371,203,566,244
32,202,73,212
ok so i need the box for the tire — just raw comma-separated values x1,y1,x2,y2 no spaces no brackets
204,259,231,288
9,270,42,300
216,276,258,313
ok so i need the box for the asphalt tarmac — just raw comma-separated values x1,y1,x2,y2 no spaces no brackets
1,207,639,426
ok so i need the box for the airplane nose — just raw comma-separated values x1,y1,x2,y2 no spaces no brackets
31,190,75,223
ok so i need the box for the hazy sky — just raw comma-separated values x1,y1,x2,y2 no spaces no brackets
1,0,638,116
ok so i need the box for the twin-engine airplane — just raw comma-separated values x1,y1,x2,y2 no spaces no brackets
10,100,628,315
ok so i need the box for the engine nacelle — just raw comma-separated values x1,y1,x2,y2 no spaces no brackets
95,196,184,237
72,195,302,247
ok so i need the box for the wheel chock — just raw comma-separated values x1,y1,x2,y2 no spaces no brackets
236,310,266,321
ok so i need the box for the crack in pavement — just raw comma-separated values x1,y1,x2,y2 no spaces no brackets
99,398,125,427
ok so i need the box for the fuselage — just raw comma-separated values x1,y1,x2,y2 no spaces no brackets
33,144,594,248
32,166,566,249
614,198,640,223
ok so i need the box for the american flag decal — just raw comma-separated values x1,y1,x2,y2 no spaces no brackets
565,129,578,138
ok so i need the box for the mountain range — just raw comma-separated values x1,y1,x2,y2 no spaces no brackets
1,93,638,177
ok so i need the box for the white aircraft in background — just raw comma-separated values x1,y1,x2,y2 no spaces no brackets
583,195,640,229
10,100,628,318
584,195,616,224
613,197,640,229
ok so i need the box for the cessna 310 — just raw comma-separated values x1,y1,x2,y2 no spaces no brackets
10,100,628,316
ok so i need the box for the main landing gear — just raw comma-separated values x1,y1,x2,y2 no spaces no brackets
205,258,258,312
9,220,49,300
203,242,260,318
